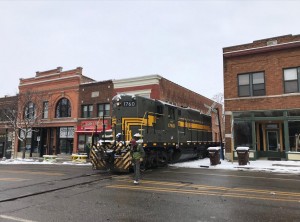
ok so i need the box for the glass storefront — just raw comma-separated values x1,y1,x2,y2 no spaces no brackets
288,121,300,152
234,121,252,148
58,127,75,154
233,110,300,156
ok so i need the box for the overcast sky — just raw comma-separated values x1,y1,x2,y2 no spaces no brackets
1,0,299,100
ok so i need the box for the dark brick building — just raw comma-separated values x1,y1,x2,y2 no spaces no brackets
0,95,18,159
76,80,114,152
223,34,300,160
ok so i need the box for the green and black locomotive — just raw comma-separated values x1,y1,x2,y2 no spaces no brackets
91,94,220,172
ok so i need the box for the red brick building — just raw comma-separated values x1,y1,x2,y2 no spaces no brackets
223,34,300,160
16,67,94,158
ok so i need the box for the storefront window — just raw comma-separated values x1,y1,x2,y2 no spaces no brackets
288,121,300,152
234,121,252,149
78,134,92,153
59,127,74,154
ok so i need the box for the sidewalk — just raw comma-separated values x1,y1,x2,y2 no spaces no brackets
0,155,92,166
170,158,300,174
1,157,300,174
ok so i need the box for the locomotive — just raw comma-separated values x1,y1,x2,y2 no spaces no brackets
90,94,220,172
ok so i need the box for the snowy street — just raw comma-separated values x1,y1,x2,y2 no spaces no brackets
0,162,299,222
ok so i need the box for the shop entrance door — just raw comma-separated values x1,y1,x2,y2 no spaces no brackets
267,130,279,151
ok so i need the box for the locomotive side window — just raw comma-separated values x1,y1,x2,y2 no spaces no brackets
157,105,163,115
168,107,175,120
178,110,181,116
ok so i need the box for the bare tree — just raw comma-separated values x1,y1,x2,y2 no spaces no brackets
212,92,224,107
3,91,48,159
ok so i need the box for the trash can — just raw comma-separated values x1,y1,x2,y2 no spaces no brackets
207,147,221,166
236,147,249,165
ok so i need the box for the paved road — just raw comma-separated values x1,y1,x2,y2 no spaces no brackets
0,164,299,222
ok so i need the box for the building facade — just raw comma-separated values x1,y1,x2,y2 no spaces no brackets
0,95,18,159
76,80,114,152
16,67,94,158
0,70,222,159
223,34,300,160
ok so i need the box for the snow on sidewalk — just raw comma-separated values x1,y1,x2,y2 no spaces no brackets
1,157,300,174
0,158,92,166
170,158,300,174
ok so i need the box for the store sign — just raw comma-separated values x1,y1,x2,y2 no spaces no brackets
77,120,111,132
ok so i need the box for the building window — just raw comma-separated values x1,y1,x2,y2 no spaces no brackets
43,101,48,119
56,98,71,118
82,105,93,118
97,103,110,117
238,72,265,97
234,121,252,149
24,102,35,119
283,68,300,93
288,121,300,152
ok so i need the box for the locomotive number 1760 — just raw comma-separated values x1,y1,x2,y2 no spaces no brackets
123,101,136,107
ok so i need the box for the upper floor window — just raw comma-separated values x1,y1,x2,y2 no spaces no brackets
238,72,265,97
24,102,35,119
97,103,110,117
283,68,300,93
56,98,71,118
43,101,48,119
82,105,93,118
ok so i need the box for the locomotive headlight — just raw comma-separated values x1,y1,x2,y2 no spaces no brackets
117,102,121,106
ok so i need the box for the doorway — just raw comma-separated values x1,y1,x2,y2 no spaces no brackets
267,130,279,151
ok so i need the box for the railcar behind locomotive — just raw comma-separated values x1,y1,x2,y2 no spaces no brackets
90,94,220,172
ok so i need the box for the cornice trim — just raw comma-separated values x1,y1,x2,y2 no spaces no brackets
113,75,162,89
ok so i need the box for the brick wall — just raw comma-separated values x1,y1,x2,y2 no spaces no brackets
160,78,223,142
78,80,114,118
223,34,300,156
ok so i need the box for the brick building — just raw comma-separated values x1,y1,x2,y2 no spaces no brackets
0,69,222,159
76,80,114,152
0,95,18,159
16,67,94,158
223,34,300,160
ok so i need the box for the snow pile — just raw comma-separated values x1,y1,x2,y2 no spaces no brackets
170,158,300,174
0,158,92,166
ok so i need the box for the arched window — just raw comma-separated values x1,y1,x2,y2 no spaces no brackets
24,102,35,119
56,98,71,118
